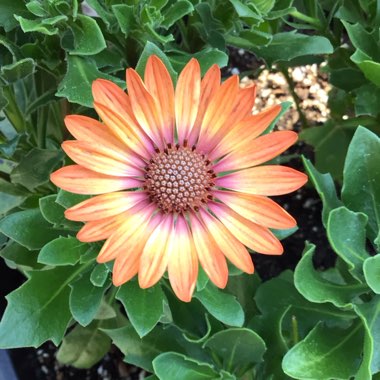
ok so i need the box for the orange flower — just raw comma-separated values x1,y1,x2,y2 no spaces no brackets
51,55,307,302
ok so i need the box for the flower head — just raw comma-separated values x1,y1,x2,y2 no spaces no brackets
51,55,307,302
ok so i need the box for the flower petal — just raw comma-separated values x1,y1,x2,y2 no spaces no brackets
94,101,151,159
65,191,147,222
199,208,254,274
189,212,228,288
175,58,201,145
138,214,174,288
214,190,296,229
77,213,125,242
167,215,198,302
197,76,239,152
213,131,298,172
126,68,164,149
208,202,283,255
188,64,221,147
112,214,161,286
51,165,142,195
209,104,281,161
216,165,308,196
145,55,175,145
92,79,154,155
62,140,143,177
97,203,155,263
65,115,125,151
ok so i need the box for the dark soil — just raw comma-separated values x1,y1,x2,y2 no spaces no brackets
1,47,334,379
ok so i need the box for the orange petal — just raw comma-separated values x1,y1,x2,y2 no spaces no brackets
65,191,147,221
62,140,143,177
175,58,201,145
126,68,164,149
208,202,283,255
168,215,198,302
213,131,298,172
50,165,142,194
94,101,151,159
189,212,228,288
65,115,127,151
145,55,175,145
216,165,308,196
199,208,254,274
77,213,125,242
209,104,281,161
138,214,174,288
197,76,239,152
112,214,161,286
188,64,221,146
214,190,296,229
92,79,154,156
97,203,155,263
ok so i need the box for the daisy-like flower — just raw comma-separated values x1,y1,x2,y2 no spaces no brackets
51,55,307,302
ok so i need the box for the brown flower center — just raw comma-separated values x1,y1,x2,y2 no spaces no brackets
144,145,215,213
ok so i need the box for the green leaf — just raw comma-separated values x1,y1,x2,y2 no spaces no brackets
39,194,78,229
15,15,68,35
90,264,110,287
102,324,185,372
57,322,111,369
302,157,342,226
253,32,333,66
356,60,380,87
70,269,107,326
282,322,363,379
0,265,86,348
354,83,380,116
116,281,166,337
342,21,379,60
56,56,124,107
56,189,89,209
0,180,27,215
194,283,244,327
363,255,380,294
264,101,292,135
10,148,63,190
229,0,261,20
0,242,39,268
0,0,27,31
1,58,35,84
67,14,106,55
136,41,178,82
251,0,275,14
294,243,368,308
0,209,62,250
153,352,218,380
112,4,134,35
327,207,369,280
300,121,354,181
354,296,380,377
342,126,380,242
204,328,266,372
169,49,228,76
38,236,88,266
161,1,194,29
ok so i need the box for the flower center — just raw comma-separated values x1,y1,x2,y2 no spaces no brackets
144,145,215,213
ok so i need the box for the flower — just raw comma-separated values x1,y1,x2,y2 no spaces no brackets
51,55,307,302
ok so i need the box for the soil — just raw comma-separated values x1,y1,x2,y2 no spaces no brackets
1,47,334,379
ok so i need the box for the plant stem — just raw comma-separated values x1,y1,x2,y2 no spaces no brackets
291,315,299,346
279,65,309,129
289,10,323,29
177,19,191,51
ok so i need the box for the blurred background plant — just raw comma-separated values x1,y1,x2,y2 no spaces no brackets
0,1,379,379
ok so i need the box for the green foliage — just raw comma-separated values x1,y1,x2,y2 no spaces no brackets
1,0,380,378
